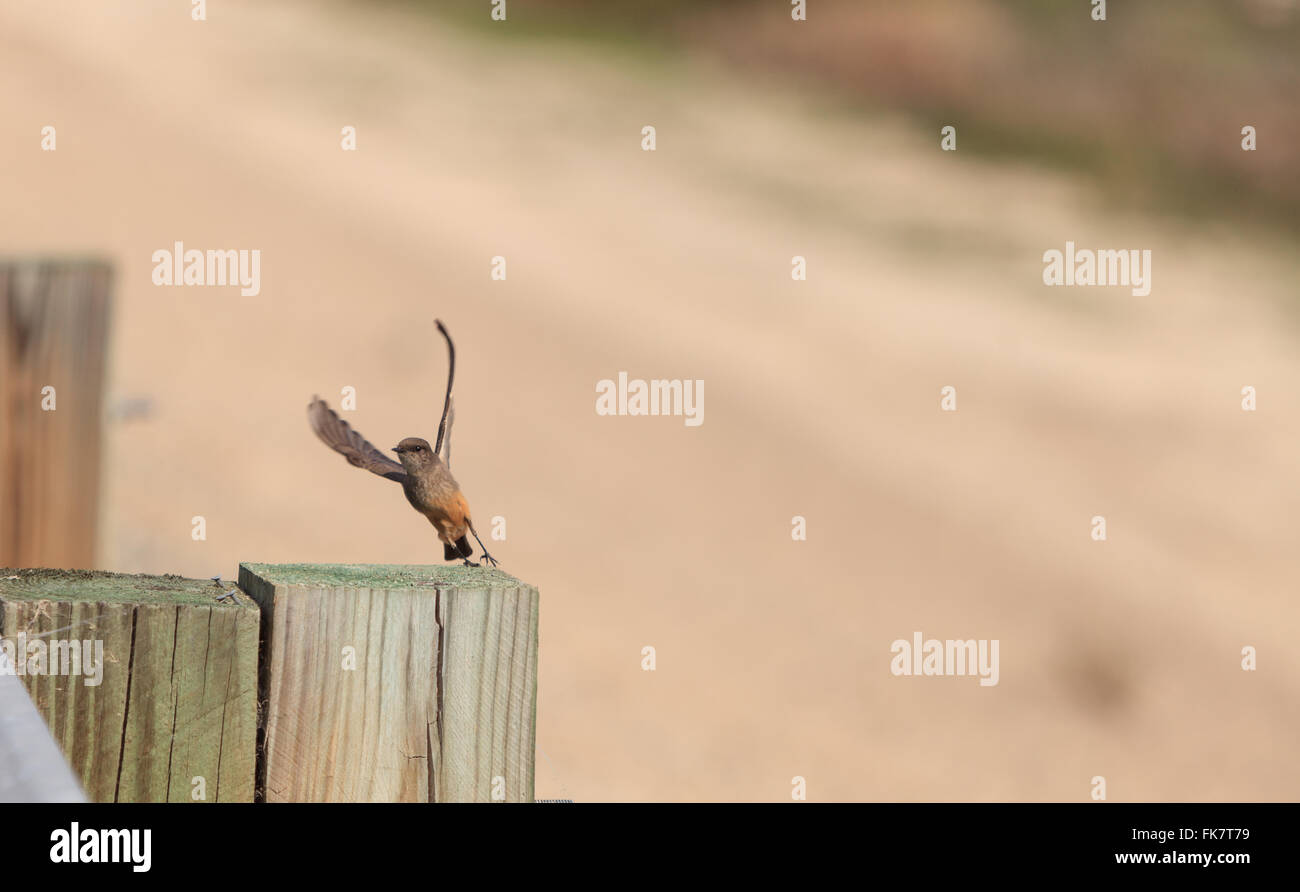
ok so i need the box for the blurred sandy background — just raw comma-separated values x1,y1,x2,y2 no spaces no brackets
1,0,1298,800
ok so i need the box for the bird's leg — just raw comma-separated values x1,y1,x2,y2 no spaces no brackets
468,523,499,568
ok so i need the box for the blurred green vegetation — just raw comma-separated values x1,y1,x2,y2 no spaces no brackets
397,0,1299,229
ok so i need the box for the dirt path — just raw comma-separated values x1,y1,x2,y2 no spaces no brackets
2,0,1297,800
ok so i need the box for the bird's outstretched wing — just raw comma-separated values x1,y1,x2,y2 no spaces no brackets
307,396,407,483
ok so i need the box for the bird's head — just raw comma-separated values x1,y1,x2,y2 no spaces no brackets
392,437,437,472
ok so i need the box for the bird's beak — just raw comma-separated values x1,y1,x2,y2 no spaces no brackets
391,446,402,455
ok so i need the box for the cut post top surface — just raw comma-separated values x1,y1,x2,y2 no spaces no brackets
0,568,254,608
239,562,531,591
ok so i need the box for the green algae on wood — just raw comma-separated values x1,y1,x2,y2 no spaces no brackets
237,562,527,591
0,567,252,607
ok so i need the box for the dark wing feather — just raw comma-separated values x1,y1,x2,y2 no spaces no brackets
307,396,407,483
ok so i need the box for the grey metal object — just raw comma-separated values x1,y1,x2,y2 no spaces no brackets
0,672,87,802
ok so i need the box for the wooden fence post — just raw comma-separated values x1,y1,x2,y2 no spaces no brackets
0,568,259,802
0,260,112,569
239,563,538,803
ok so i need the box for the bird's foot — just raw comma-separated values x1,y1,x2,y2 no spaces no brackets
479,553,500,569
461,559,480,568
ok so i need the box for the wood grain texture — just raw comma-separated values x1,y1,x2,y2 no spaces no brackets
0,570,259,802
0,260,111,569
436,585,539,803
240,563,538,803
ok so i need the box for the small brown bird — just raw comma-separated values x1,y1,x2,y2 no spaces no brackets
307,320,498,567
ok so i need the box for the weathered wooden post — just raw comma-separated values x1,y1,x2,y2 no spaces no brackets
239,563,538,803
0,569,259,802
0,260,112,569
